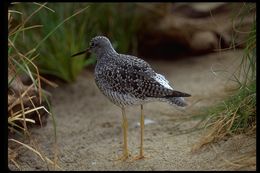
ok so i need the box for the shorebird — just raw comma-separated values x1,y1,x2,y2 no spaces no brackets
72,36,191,161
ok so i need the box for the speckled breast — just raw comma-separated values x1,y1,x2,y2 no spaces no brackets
95,77,146,107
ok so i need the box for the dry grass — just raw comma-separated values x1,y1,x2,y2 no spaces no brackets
8,3,92,170
8,3,60,170
192,83,256,151
223,151,256,170
191,3,256,170
8,3,91,170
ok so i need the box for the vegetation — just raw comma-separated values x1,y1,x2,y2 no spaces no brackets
192,3,256,169
192,3,256,170
12,3,142,82
8,2,90,169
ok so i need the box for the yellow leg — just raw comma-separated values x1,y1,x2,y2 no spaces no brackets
115,106,130,161
132,105,146,161
140,104,144,158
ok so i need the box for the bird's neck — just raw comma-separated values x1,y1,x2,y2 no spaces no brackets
96,47,118,61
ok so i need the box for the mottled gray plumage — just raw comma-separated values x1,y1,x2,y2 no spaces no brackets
88,36,191,107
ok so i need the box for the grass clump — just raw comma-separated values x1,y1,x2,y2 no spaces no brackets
194,82,255,148
12,3,142,82
196,2,255,143
8,2,87,170
192,4,256,169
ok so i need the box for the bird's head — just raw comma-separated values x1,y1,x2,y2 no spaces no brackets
88,36,114,54
71,36,116,58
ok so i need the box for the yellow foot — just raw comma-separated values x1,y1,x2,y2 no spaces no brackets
133,155,145,160
114,152,131,161
130,154,150,162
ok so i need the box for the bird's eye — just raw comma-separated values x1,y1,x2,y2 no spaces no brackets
90,42,95,47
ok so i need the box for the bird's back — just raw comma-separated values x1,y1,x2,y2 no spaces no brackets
94,53,190,107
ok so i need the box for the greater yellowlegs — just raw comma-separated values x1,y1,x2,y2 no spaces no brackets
72,36,191,160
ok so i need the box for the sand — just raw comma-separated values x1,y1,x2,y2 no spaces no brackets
8,50,256,171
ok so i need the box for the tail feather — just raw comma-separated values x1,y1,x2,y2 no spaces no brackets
166,97,188,107
161,90,190,107
167,90,191,97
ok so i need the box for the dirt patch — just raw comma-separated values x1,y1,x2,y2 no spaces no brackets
8,50,256,171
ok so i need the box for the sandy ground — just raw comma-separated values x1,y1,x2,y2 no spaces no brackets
8,50,256,171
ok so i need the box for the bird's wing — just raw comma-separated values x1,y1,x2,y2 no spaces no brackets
97,54,190,99
121,55,191,98
110,55,176,98
153,73,173,90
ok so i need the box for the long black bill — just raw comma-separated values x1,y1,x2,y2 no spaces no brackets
71,48,89,57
